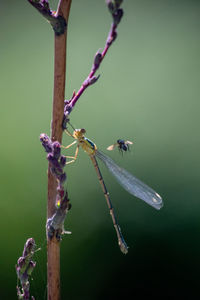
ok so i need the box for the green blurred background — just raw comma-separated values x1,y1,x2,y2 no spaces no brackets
1,0,200,298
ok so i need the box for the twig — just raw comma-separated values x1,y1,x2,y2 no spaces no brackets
62,0,124,127
16,238,36,300
27,0,67,36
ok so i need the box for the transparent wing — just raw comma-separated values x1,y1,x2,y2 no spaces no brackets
96,150,163,210
107,144,117,151
126,141,133,145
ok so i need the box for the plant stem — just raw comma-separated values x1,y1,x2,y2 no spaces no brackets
47,1,71,300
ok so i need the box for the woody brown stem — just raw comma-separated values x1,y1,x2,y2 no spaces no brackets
47,1,72,300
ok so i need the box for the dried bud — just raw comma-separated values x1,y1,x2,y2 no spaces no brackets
52,141,61,159
17,257,26,272
93,52,102,69
89,74,100,85
40,134,53,153
106,0,115,13
60,155,67,167
107,0,123,14
107,30,117,45
16,238,36,300
23,238,35,257
114,0,123,8
41,0,50,10
107,1,115,14
59,172,67,184
113,8,123,25
47,153,62,173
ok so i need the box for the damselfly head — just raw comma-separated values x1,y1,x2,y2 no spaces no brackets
73,128,86,139
80,128,86,134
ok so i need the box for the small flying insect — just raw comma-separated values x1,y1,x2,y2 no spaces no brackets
63,127,163,254
107,139,133,153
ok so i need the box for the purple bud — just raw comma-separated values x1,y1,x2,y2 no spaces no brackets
64,102,73,115
52,141,61,159
16,238,36,300
89,74,100,85
64,103,70,113
64,99,71,105
41,0,50,10
47,153,55,162
93,52,102,69
59,172,67,183
64,106,72,116
107,0,123,14
114,0,123,8
51,166,63,176
47,153,60,169
107,1,115,14
60,155,66,166
23,284,30,298
17,257,25,269
113,8,123,25
23,238,35,257
112,30,117,41
107,29,117,45
40,133,53,153
48,155,64,176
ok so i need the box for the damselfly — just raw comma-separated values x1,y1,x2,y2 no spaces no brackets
63,128,163,254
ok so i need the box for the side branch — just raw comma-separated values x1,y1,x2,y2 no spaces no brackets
62,0,124,127
27,0,67,35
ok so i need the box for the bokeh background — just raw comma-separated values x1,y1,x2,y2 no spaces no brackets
1,0,200,299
